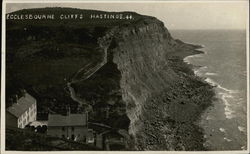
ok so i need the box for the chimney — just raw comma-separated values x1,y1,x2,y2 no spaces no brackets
21,89,27,97
14,95,19,104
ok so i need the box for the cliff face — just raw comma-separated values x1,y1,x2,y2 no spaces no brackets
97,18,213,150
110,21,177,134
6,8,214,151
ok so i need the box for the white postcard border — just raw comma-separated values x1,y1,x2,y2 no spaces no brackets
1,0,249,154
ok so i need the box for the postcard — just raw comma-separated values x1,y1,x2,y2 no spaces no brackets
1,0,249,153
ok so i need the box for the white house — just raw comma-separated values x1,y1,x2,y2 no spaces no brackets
6,92,37,128
47,111,94,143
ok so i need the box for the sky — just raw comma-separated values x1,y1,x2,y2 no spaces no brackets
5,1,249,30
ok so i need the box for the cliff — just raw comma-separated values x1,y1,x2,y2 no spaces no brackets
6,8,214,150
95,17,213,150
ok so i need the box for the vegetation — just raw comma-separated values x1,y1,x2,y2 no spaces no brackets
6,8,132,150
6,127,100,151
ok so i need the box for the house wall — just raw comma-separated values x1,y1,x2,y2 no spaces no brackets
6,112,17,128
29,102,37,122
17,102,37,128
47,126,88,141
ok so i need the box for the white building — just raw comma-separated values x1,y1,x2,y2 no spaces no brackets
6,92,37,128
47,111,94,143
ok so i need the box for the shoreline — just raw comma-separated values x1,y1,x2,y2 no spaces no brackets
185,46,247,150
134,43,216,150
180,44,214,149
171,43,217,150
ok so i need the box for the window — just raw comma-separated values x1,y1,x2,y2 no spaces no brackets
62,135,65,138
71,127,74,131
62,127,65,131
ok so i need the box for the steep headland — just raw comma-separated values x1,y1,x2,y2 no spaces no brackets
6,7,215,150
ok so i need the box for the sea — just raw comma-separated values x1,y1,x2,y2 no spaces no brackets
170,30,248,150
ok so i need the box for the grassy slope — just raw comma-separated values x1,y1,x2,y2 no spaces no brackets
6,8,140,150
6,8,134,111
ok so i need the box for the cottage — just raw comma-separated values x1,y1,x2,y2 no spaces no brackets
47,111,93,143
6,92,37,128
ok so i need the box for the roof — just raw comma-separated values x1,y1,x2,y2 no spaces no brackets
7,93,36,118
48,113,87,127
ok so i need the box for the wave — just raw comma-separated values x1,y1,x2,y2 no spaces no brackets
204,78,217,87
186,47,244,127
204,77,239,119
194,66,206,76
180,32,247,150
221,93,236,119
194,70,199,75
205,77,239,94
183,57,191,64
219,128,226,133
183,54,204,64
223,137,232,142
205,72,218,76
217,85,239,94
238,126,246,133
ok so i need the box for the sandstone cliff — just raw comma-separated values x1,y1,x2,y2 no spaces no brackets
94,17,213,150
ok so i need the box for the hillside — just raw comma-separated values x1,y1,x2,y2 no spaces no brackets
6,7,214,150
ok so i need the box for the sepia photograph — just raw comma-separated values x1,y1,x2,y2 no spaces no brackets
1,0,249,153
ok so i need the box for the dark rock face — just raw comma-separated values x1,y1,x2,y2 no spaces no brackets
6,8,214,150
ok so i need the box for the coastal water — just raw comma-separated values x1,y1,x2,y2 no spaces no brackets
170,30,247,150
